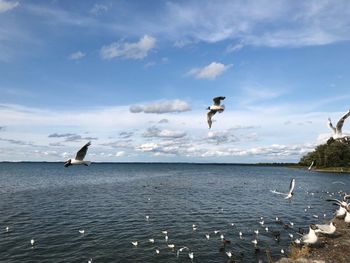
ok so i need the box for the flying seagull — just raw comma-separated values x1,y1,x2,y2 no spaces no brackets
270,178,295,199
328,109,350,139
207,96,225,129
64,141,91,167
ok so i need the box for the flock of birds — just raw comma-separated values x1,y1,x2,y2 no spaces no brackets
3,99,350,262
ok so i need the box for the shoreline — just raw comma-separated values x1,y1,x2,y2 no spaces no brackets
276,218,350,263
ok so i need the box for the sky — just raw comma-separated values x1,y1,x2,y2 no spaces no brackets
0,0,350,163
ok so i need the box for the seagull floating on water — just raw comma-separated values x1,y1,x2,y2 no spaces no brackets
328,109,350,139
131,241,138,247
271,178,295,199
30,239,35,246
64,141,91,167
79,229,85,234
206,96,225,129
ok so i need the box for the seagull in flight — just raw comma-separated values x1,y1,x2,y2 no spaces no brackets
64,141,91,167
206,96,225,129
328,109,350,139
270,178,295,199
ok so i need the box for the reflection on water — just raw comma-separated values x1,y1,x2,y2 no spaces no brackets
0,163,348,262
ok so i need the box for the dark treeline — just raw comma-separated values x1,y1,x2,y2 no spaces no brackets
299,138,350,167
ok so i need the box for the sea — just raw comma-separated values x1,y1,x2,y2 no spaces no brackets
0,163,349,263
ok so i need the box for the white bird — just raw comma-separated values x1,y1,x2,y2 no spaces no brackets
155,249,160,254
188,252,194,261
131,241,138,247
270,178,295,199
220,234,224,241
79,229,85,234
30,239,35,246
259,220,264,226
5,226,9,232
288,233,294,239
213,230,220,234
145,215,149,221
251,239,258,246
177,247,189,258
326,197,350,218
265,227,269,232
315,221,336,235
308,160,315,170
206,96,225,129
239,231,243,239
328,109,350,139
64,141,91,167
88,259,92,263
254,229,259,235
301,224,319,245
281,249,285,254
226,251,232,258
162,230,168,235
344,206,350,223
165,235,168,242
149,238,155,243
205,234,210,240
167,244,175,249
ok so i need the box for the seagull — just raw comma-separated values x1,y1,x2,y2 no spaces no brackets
5,226,9,232
165,235,168,242
254,229,259,235
88,259,92,263
239,231,243,239
344,206,350,223
177,247,189,258
326,196,350,218
167,244,175,249
188,252,194,261
206,96,225,129
30,239,35,246
131,241,138,247
64,141,91,167
315,221,336,235
270,178,295,199
251,239,258,246
328,109,350,139
79,229,85,234
226,251,233,258
300,224,319,245
205,234,210,240
155,249,160,254
145,215,149,221
308,160,315,170
149,238,155,243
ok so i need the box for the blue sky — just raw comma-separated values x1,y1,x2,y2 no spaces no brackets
1,0,350,162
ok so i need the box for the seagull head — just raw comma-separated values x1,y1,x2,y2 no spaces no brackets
206,106,210,110
64,159,72,167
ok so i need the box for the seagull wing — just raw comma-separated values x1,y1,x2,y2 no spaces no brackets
328,118,336,133
326,198,342,206
207,110,216,129
75,141,91,161
336,110,350,132
213,96,225,106
288,178,295,195
270,190,287,196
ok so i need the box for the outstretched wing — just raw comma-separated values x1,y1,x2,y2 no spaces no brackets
75,141,91,161
328,118,336,133
288,178,295,195
336,110,350,132
207,110,216,129
270,190,287,196
213,96,225,106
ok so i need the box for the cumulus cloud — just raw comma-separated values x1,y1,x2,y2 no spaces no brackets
115,151,125,157
130,99,190,114
0,0,19,13
100,35,156,60
143,126,186,139
100,139,133,149
206,130,238,144
0,137,34,146
188,62,232,80
48,133,97,142
68,51,86,60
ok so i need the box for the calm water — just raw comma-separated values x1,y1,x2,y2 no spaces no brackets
0,163,349,263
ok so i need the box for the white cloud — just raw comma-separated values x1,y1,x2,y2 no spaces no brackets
100,35,156,60
188,62,232,80
68,51,86,60
130,99,190,114
115,151,125,157
143,126,186,139
0,0,19,13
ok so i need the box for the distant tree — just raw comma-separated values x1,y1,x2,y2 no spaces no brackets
299,137,350,167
